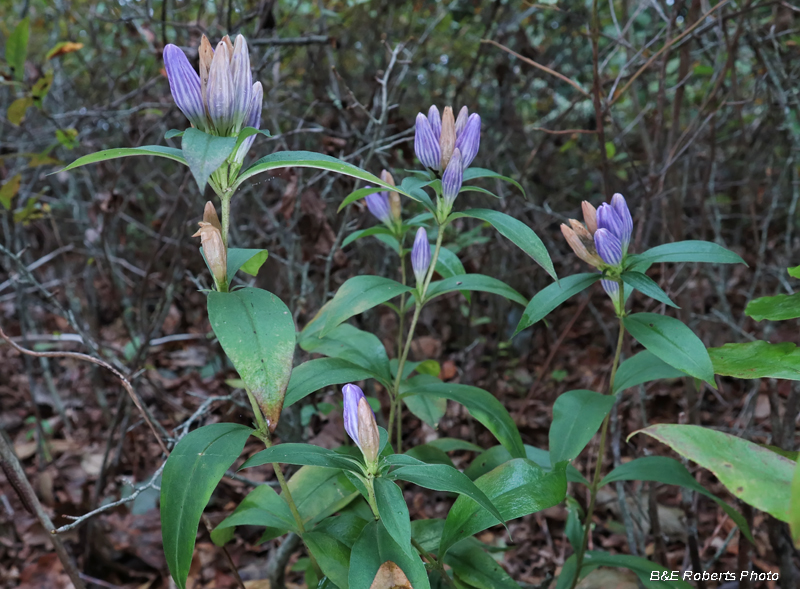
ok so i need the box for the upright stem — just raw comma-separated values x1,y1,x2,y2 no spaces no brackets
569,282,625,589
220,192,232,247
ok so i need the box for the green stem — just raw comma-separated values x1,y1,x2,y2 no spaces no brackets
365,476,380,520
220,192,232,247
411,538,453,585
569,280,625,589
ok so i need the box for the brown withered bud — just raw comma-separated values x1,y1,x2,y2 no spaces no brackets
203,201,222,232
193,222,227,289
581,201,598,234
561,224,602,267
439,106,456,172
568,219,594,247
221,35,234,61
199,35,214,108
381,170,401,221
357,397,380,464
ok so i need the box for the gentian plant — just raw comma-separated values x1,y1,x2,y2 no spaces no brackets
59,32,794,589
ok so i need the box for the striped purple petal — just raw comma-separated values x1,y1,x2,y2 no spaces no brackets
233,82,263,164
610,193,633,250
414,113,441,170
454,113,480,170
411,227,431,285
455,106,469,136
342,383,365,447
230,35,253,133
601,278,619,298
365,190,392,225
206,40,234,135
442,148,463,207
594,228,623,266
427,105,442,142
163,44,206,130
596,203,625,242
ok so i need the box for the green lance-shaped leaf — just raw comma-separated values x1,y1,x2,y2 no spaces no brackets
338,185,390,211
304,531,352,588
599,456,753,542
57,145,188,174
462,167,525,197
613,351,687,394
160,423,253,589
791,460,800,548
439,458,567,558
578,551,693,588
225,248,269,283
514,273,601,335
632,424,795,522
211,483,298,545
207,288,295,432
349,520,430,589
710,341,800,380
745,292,800,322
424,274,528,306
284,357,375,409
374,477,414,557
626,240,746,269
621,271,679,308
181,128,237,192
6,17,30,82
400,376,525,459
240,443,363,473
446,540,519,589
623,313,715,385
450,209,556,281
302,324,393,386
549,389,616,465
288,465,359,526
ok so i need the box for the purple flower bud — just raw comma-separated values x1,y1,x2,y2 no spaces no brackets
229,35,253,133
610,193,633,250
365,189,392,225
415,113,441,171
233,82,263,164
441,148,463,207
596,203,625,241
427,105,442,142
455,106,469,136
163,44,206,130
342,383,366,446
454,113,480,170
594,228,623,266
206,40,234,135
601,278,619,298
412,227,431,285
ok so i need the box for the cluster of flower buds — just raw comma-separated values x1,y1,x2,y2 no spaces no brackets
414,106,481,213
342,384,380,465
164,35,263,164
193,202,227,291
561,193,633,300
411,227,431,287
365,170,402,228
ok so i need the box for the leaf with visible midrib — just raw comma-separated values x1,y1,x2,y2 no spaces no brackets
161,423,253,589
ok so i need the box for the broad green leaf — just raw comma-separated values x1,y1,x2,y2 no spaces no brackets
623,313,715,385
435,246,466,279
208,288,295,431
311,276,412,338
788,265,800,279
404,393,447,427
338,185,387,211
425,274,527,306
564,496,584,550
58,146,187,173
633,424,795,521
241,443,362,473
7,97,32,126
446,540,518,589
349,520,430,589
554,554,577,589
211,484,297,545
405,444,454,466
234,151,429,205
450,209,556,280
426,438,484,453
791,460,800,548
0,174,21,210
6,18,30,81
181,128,237,191
285,357,374,408
314,513,370,548
226,248,268,282
599,456,752,542
621,271,679,308
411,518,444,553
401,376,525,458
580,551,693,588
374,477,413,556
464,444,587,485
342,225,394,248
231,126,270,157
302,324,392,385
710,341,800,380
397,176,436,211
440,459,566,557
304,531,352,588
288,466,359,525
462,167,525,196
161,423,253,589
613,351,686,394
390,463,506,533
627,240,745,268
514,273,601,335
745,292,800,322
549,390,616,464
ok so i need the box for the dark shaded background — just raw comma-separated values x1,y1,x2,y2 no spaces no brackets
1,0,798,587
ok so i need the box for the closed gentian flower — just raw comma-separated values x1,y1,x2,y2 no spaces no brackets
610,193,633,251
365,189,392,226
596,203,625,243
230,35,253,134
594,228,623,266
207,40,234,135
414,105,481,173
414,113,440,171
601,279,619,299
412,227,431,285
441,148,463,208
232,81,264,165
342,384,380,463
454,113,481,171
428,105,442,141
163,45,206,131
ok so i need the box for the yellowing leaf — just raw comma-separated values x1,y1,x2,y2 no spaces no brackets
46,41,84,60
0,174,21,210
370,561,412,589
32,71,54,106
7,96,33,126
